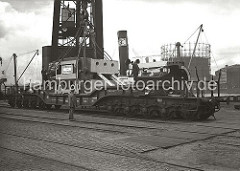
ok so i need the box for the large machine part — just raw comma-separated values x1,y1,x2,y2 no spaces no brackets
47,0,104,65
118,30,129,76
54,57,119,85
137,62,190,83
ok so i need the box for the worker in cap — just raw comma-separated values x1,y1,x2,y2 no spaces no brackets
132,59,140,82
68,88,77,120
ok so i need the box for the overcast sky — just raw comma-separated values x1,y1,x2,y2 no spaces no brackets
0,0,240,84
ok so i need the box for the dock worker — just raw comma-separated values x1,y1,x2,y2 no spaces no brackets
125,59,133,76
41,66,47,81
68,88,77,120
132,59,140,82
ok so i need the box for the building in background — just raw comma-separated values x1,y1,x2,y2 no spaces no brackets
0,57,7,84
215,65,240,94
215,67,227,90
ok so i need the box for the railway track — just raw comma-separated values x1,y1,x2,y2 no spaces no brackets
0,102,234,131
0,111,222,138
0,146,93,171
0,108,238,150
0,113,129,134
0,108,236,137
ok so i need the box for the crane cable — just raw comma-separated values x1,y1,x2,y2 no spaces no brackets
17,50,39,82
18,50,38,57
94,38,112,60
181,25,202,63
47,25,84,73
58,26,83,63
183,25,201,45
203,31,219,70
92,36,110,60
187,25,203,69
85,25,112,60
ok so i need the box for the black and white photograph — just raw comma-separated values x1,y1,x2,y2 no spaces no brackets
0,0,240,170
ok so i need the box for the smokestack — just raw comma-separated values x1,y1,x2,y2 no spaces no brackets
176,42,182,58
118,30,129,76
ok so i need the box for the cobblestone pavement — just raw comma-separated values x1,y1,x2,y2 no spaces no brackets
146,135,240,171
0,147,88,171
0,112,193,170
0,105,240,170
1,133,187,171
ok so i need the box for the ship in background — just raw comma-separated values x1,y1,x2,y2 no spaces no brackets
132,41,211,82
160,41,211,81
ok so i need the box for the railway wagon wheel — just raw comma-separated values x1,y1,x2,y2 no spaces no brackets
39,101,46,110
173,107,184,119
22,99,30,108
108,104,120,115
197,106,212,120
145,106,161,118
54,105,61,110
8,97,15,107
128,105,141,117
16,98,22,108
149,110,160,118
124,106,130,116
180,109,196,121
106,105,114,113
112,103,127,116
114,107,125,115
166,108,176,120
141,107,149,118
234,105,240,110
30,100,37,109
46,104,52,110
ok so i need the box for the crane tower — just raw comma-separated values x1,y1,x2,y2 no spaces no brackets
43,0,104,68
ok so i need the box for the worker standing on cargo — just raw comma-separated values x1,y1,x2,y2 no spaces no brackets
68,89,77,121
125,59,133,76
41,66,47,81
132,59,140,82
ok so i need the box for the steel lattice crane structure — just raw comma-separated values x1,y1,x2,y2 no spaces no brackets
43,0,104,69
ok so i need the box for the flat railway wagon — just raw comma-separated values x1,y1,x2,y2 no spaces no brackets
6,59,220,121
